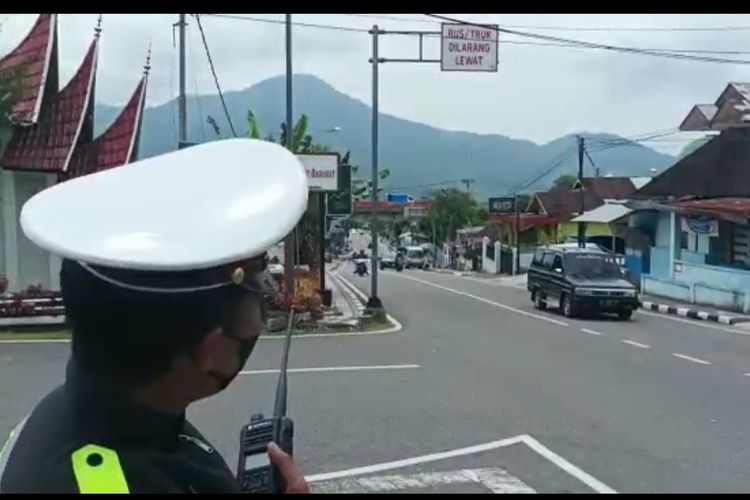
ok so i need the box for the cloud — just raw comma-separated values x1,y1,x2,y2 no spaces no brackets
2,13,749,155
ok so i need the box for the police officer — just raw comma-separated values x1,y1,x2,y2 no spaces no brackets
0,139,311,493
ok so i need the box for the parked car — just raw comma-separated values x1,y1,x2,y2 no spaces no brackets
404,246,429,270
527,244,638,320
380,251,398,270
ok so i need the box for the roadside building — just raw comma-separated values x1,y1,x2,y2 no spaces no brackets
628,125,750,312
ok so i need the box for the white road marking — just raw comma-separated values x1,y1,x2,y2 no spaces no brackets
743,373,750,377
518,435,617,494
580,328,603,336
312,467,535,494
306,435,526,482
0,339,70,344
672,353,711,365
637,309,750,337
307,434,616,494
239,364,420,376
395,274,569,327
621,339,650,349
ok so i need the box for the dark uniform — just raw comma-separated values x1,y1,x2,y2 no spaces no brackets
0,360,240,493
0,138,310,493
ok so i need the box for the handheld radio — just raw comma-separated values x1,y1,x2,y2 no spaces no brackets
237,310,295,493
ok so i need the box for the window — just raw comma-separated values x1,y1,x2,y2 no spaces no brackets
532,249,545,266
680,231,688,250
541,252,556,269
552,255,564,271
731,223,749,267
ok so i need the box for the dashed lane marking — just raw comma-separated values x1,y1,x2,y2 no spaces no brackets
580,328,603,336
672,353,711,365
621,339,650,349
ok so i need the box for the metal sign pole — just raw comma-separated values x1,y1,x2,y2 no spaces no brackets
361,24,498,308
367,25,383,309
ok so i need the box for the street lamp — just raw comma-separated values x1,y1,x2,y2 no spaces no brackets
318,126,342,307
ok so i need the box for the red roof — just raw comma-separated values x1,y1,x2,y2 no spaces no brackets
669,197,750,217
66,75,147,178
1,36,97,173
0,14,57,124
354,199,433,210
490,213,566,231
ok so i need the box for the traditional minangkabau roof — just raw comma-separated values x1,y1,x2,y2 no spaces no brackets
1,32,98,172
66,63,149,179
0,14,57,125
680,82,750,132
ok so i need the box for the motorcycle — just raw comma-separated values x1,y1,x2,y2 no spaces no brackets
354,259,369,277
394,257,404,272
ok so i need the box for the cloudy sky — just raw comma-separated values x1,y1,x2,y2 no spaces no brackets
2,13,748,155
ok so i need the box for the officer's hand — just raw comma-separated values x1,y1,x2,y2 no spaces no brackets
267,442,310,493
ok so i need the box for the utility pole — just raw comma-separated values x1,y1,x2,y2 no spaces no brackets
283,14,296,302
577,135,586,248
461,178,474,192
367,25,383,310
177,14,187,142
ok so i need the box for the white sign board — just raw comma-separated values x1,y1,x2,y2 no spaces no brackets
441,23,498,72
297,153,339,192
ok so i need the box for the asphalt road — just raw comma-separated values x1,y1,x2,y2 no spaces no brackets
3,262,750,492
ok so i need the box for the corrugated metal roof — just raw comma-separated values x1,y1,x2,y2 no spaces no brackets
571,202,632,223
670,197,750,217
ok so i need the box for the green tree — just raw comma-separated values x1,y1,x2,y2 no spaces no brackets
419,188,487,244
553,174,578,189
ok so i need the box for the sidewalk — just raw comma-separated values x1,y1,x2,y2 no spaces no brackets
320,263,364,328
639,293,750,326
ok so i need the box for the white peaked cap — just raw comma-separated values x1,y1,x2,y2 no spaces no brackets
19,138,309,295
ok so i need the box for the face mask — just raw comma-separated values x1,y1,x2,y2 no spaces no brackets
208,334,258,391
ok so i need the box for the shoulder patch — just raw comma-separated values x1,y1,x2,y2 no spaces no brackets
71,444,130,493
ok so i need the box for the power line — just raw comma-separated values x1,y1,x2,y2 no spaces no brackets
202,13,367,33
344,13,750,33
194,14,237,137
509,145,578,194
424,14,750,65
202,14,750,56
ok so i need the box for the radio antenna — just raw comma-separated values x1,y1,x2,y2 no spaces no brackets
273,309,294,418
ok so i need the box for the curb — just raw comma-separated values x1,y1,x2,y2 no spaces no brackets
333,273,403,335
640,300,750,325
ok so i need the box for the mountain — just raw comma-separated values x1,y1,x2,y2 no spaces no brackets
95,74,675,200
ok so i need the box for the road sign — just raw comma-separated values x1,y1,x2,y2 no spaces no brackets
386,193,413,203
441,23,498,72
489,197,516,214
298,153,340,192
326,163,352,216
